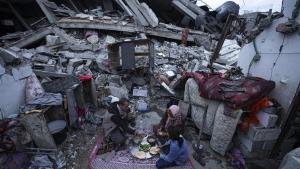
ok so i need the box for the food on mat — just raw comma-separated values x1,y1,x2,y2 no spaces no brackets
149,147,160,155
139,144,151,151
134,151,146,159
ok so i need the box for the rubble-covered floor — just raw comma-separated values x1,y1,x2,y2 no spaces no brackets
59,123,98,169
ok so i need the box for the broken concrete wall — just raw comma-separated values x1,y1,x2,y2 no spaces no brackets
0,49,33,118
237,0,300,129
0,75,26,118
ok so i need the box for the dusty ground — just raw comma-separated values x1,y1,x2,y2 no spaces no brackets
59,123,100,169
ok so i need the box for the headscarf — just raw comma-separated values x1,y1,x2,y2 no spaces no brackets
165,105,182,130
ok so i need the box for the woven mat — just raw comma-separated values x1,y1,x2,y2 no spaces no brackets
91,150,194,169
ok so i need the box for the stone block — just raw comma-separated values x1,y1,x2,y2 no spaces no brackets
46,35,60,46
248,125,281,141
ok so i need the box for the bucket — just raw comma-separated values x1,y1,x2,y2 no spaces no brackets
47,120,67,145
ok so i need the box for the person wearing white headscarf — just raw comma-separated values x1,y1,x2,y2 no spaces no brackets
165,105,182,130
154,105,183,137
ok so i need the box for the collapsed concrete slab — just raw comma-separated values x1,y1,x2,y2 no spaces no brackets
56,18,211,42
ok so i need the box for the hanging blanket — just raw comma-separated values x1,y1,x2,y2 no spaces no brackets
176,72,275,109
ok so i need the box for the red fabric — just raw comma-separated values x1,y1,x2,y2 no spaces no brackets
239,114,259,132
247,97,270,113
79,75,92,81
180,72,275,109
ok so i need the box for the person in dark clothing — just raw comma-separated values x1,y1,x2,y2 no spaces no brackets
108,98,135,145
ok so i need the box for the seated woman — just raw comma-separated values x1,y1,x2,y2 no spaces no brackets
154,105,183,139
156,127,189,169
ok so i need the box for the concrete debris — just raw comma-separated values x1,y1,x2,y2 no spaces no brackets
0,0,287,168
46,35,61,46
104,35,116,45
12,65,33,80
106,85,129,99
0,48,20,63
86,34,99,44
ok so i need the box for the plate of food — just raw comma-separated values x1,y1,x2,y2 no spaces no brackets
139,143,151,152
133,151,146,159
149,147,160,155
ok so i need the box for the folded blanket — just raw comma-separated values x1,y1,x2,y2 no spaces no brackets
175,72,275,109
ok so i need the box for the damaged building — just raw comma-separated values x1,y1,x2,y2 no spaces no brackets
0,0,299,169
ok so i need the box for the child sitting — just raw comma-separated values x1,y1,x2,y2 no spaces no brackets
156,126,189,169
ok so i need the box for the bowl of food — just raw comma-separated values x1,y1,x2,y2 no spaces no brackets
133,135,143,144
139,143,151,152
147,136,156,146
149,147,160,155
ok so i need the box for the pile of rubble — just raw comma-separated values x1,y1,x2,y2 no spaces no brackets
0,0,285,168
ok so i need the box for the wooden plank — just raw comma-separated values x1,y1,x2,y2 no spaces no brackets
171,0,197,20
123,0,149,26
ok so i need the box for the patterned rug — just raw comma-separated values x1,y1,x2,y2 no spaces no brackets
91,150,195,169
